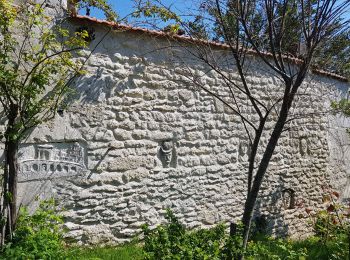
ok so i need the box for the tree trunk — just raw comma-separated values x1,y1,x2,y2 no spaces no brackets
0,144,9,247
240,100,291,257
1,103,19,246
6,138,19,232
0,139,19,246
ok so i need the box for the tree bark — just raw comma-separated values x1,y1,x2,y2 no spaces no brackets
1,103,19,245
0,146,9,247
240,97,291,257
6,138,18,232
0,141,18,247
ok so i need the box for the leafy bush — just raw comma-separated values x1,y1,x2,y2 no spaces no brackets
246,237,307,260
142,209,237,260
292,235,349,260
142,209,308,260
331,99,350,116
0,199,66,259
306,189,350,260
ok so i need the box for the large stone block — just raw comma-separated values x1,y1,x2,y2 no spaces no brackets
107,157,155,171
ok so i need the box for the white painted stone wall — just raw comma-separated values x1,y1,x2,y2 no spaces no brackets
2,16,349,244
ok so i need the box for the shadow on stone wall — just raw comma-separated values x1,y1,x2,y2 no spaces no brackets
253,195,290,238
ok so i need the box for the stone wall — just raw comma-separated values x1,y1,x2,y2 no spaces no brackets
3,18,349,244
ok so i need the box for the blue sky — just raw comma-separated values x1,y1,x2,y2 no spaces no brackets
83,0,349,27
82,0,199,23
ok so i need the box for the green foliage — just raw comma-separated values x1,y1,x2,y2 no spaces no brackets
142,209,232,260
0,0,96,244
331,99,350,117
246,237,307,260
301,188,350,260
0,0,88,142
142,209,309,260
77,0,118,21
175,0,349,77
0,199,66,259
66,244,143,260
188,16,209,39
133,0,181,33
134,1,180,22
141,207,350,260
314,30,350,78
2,204,348,260
314,209,345,242
293,236,349,260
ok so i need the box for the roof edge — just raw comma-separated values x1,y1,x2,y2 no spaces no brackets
71,15,349,83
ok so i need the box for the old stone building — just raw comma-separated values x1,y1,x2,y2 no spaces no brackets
2,0,350,244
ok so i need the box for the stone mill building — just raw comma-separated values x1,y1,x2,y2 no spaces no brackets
2,0,350,244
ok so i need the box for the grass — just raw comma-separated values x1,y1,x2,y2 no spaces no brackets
1,237,347,259
291,235,349,260
61,236,349,260
65,244,143,260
